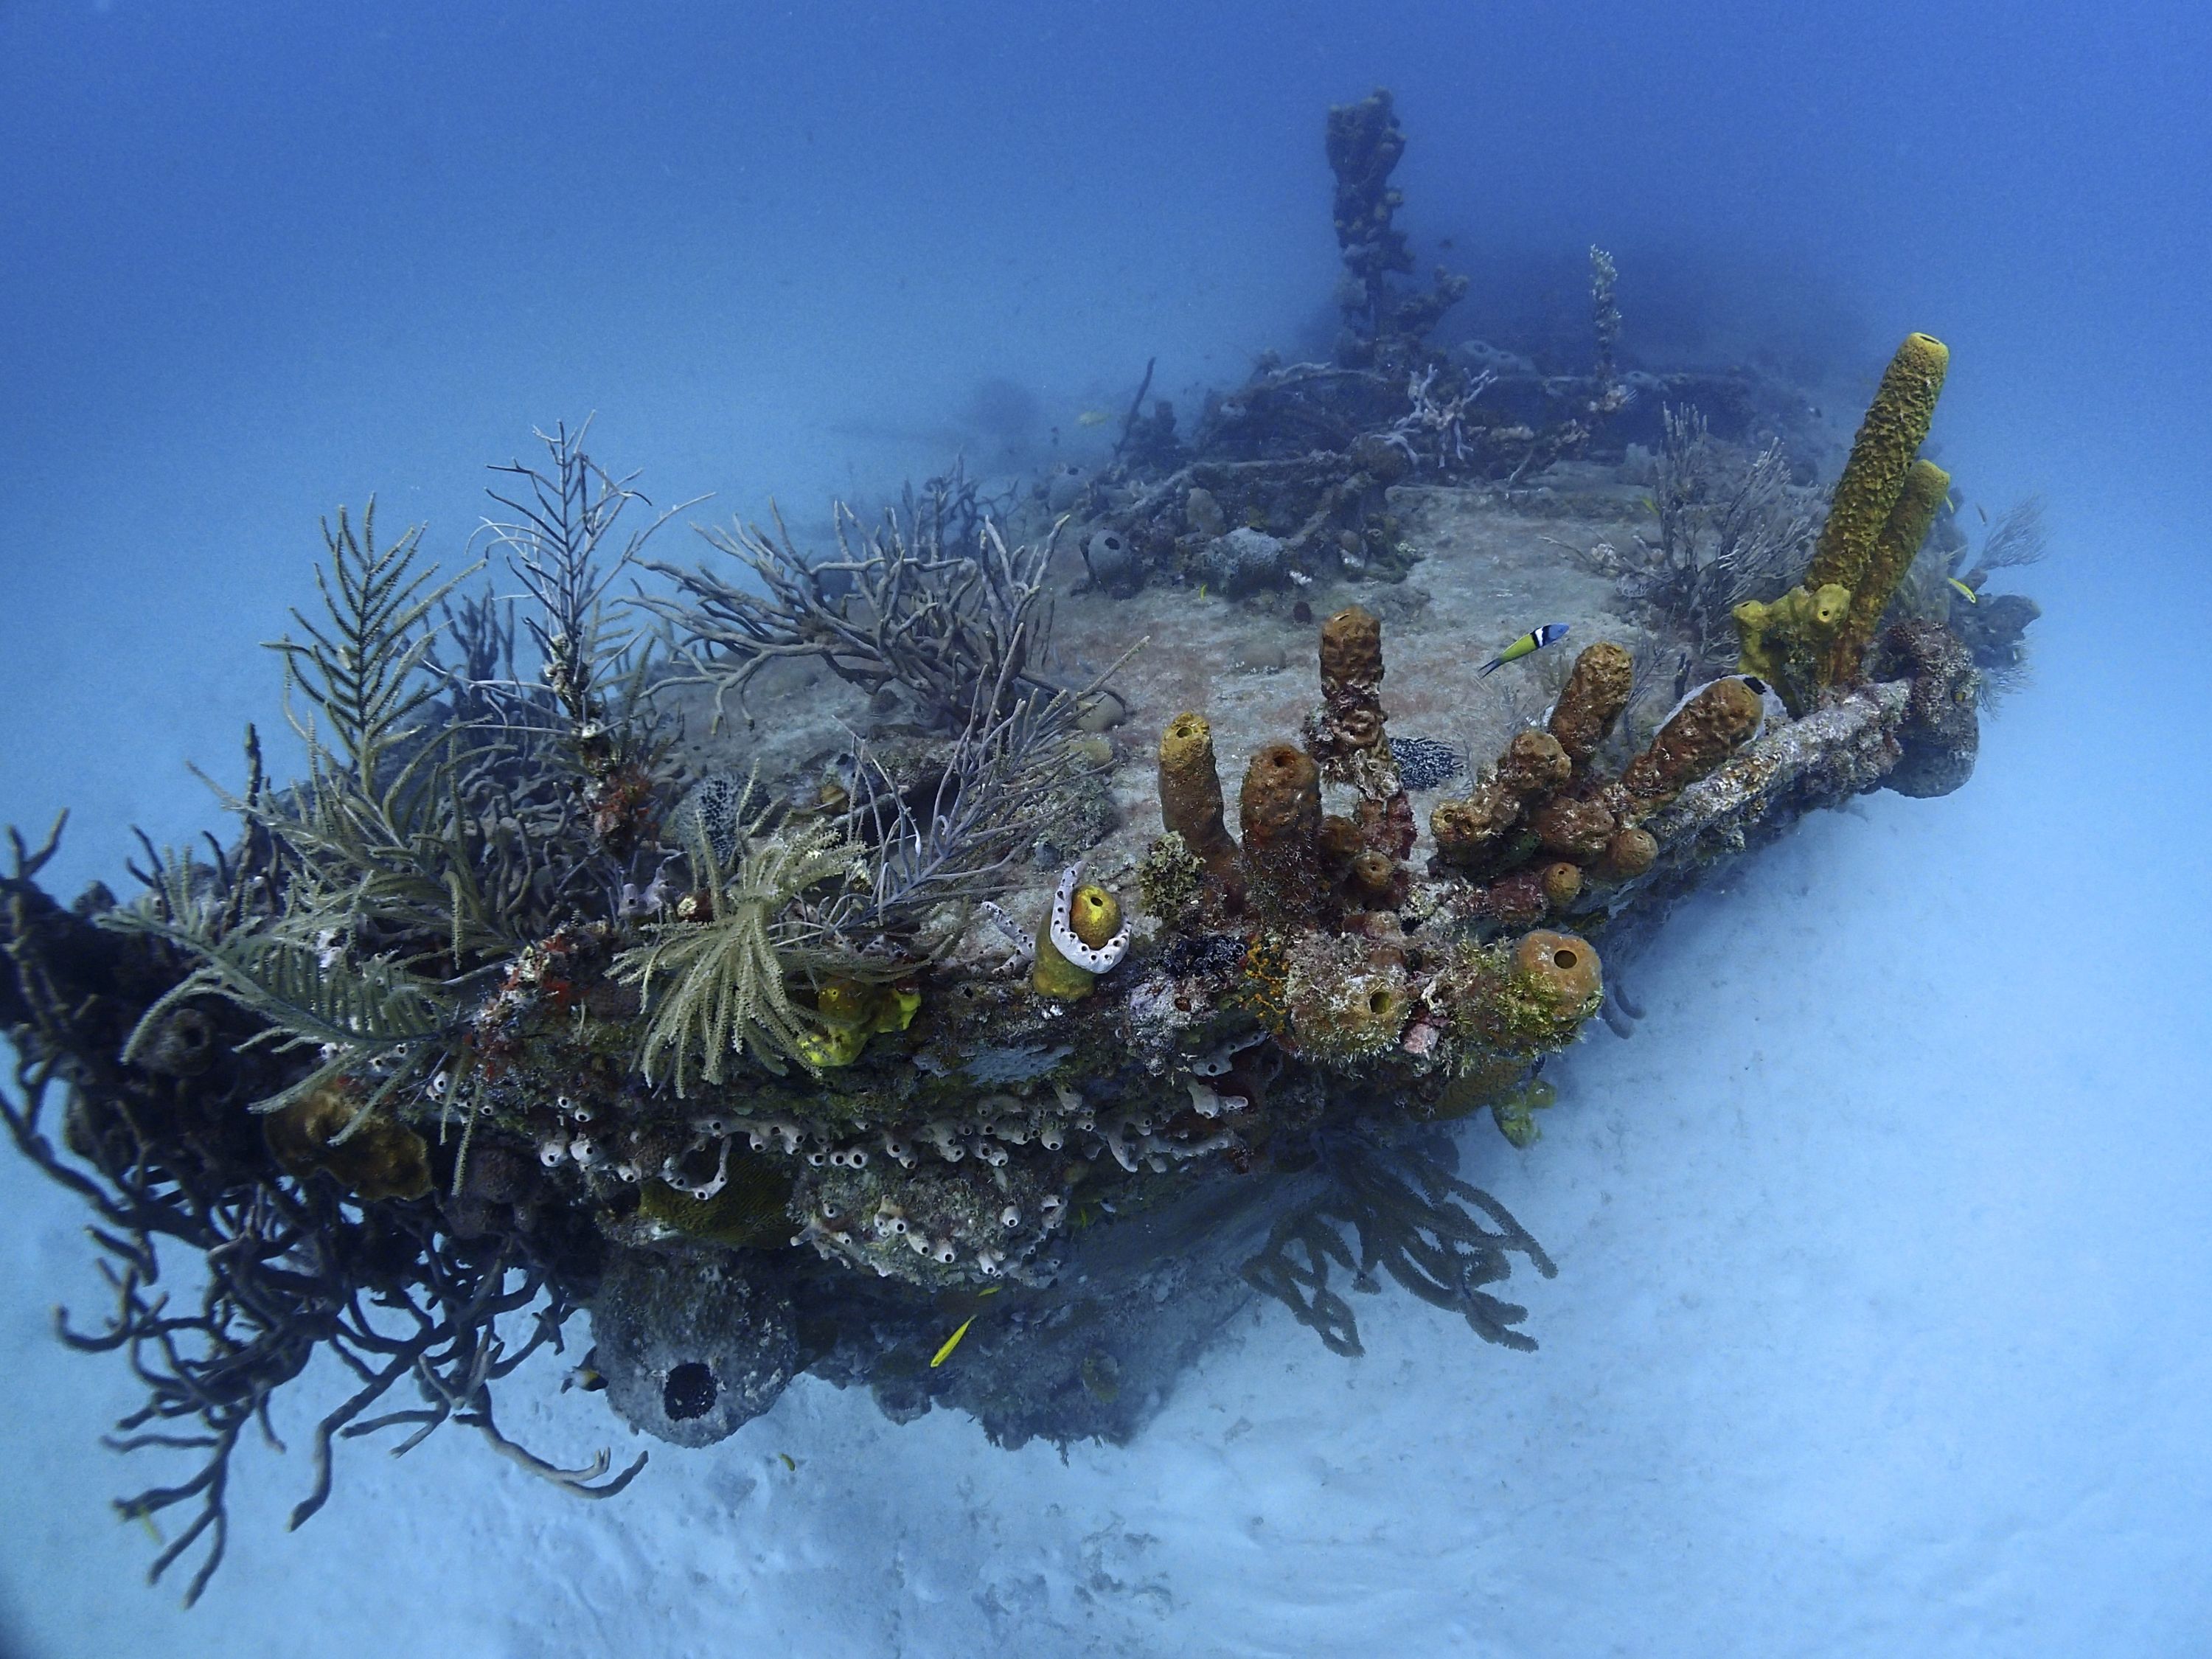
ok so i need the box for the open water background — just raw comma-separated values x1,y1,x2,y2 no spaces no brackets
1,4,2207,1654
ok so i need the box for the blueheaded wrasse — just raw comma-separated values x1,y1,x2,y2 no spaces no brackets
1946,577,1979,605
1478,622,1570,678
931,1315,976,1367
1077,409,1113,427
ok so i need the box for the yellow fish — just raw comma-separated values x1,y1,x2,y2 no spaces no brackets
1077,409,1113,428
1946,577,1979,605
931,1315,976,1367
778,1452,797,1472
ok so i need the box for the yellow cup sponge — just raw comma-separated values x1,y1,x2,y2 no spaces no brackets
1032,879,1127,1001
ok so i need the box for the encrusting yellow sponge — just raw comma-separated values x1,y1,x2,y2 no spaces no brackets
1735,582,1851,712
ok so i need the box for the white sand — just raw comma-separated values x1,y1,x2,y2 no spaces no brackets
6,602,2206,1656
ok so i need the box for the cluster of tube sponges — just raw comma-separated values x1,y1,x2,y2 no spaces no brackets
1735,332,1951,712
1427,640,1764,922
1149,604,1629,1077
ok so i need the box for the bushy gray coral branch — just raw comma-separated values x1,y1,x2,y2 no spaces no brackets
1630,405,1818,669
830,650,1112,949
481,416,698,761
642,499,1080,731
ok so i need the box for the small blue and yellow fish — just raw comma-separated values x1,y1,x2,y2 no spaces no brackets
1076,408,1114,428
1478,622,1570,678
1946,577,1979,605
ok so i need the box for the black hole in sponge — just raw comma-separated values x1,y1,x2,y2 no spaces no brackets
1554,949,1578,970
663,1361,718,1421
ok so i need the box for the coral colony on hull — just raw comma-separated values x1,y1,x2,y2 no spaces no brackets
0,88,2040,1604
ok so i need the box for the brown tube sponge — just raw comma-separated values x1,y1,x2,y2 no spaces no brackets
1457,929,1604,1054
1158,712,1239,882
1481,867,1550,929
1349,849,1398,902
265,1085,431,1203
1318,605,1384,698
1238,742,1328,925
1540,860,1583,908
1313,605,1388,771
1430,730,1569,870
1317,813,1363,872
1598,825,1658,880
1619,678,1763,819
1498,729,1572,796
1547,642,1634,768
1529,788,1617,863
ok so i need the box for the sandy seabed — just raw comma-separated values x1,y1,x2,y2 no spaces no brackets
4,597,2205,1658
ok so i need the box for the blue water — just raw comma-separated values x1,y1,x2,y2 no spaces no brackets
2,3,2207,1654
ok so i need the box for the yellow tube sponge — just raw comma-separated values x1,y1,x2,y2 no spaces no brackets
1738,333,1947,706
1829,457,1950,683
1805,332,1948,605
